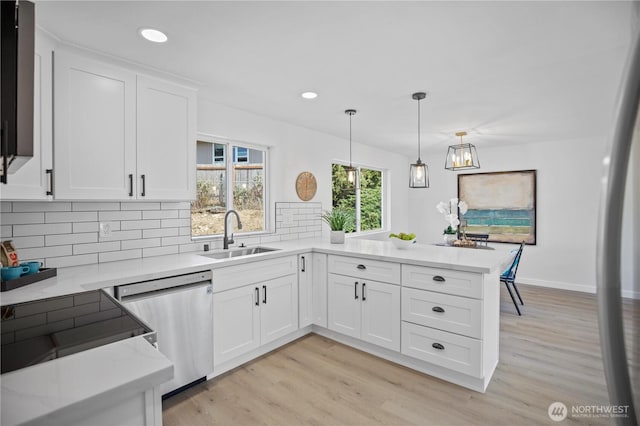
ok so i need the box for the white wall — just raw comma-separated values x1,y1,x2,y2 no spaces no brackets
408,137,637,298
621,130,639,299
197,99,410,235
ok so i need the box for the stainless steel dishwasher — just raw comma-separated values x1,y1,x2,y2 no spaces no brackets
115,270,213,397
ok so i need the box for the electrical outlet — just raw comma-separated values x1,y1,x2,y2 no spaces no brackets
99,222,112,237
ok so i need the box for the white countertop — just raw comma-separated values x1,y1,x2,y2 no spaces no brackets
1,335,173,426
0,237,513,306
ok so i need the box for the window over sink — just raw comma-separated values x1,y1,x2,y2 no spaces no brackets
192,136,267,237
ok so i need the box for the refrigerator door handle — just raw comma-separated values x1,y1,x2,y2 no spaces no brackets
596,22,639,426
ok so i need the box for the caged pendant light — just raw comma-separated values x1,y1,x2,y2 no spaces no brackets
345,109,358,186
445,131,480,171
409,92,429,188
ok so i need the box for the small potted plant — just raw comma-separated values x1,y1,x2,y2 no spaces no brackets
321,209,353,244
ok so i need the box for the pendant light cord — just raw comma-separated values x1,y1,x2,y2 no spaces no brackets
417,97,422,161
349,113,353,167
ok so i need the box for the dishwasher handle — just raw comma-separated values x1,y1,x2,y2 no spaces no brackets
116,270,212,300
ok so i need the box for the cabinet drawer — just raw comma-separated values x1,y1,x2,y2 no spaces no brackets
328,255,400,285
402,288,482,338
401,322,482,377
402,265,482,298
212,255,297,293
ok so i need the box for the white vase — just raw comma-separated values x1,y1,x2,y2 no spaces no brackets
443,234,457,246
330,230,345,244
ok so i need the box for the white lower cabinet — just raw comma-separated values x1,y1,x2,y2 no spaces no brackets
298,253,313,328
312,253,328,327
213,274,298,367
212,284,261,366
328,273,400,351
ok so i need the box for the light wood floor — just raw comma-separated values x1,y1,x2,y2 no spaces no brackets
163,285,639,425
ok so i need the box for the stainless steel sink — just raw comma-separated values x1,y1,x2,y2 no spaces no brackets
201,246,280,260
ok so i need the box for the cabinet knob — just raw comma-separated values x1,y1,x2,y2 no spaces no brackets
432,306,445,313
432,275,446,282
432,343,445,350
357,264,366,270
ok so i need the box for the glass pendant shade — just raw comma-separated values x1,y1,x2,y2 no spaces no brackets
409,92,429,188
346,166,358,185
445,132,480,171
409,160,429,188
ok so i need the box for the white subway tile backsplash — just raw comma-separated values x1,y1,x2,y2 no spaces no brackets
121,238,161,250
143,245,178,258
143,228,179,238
1,212,44,225
72,222,100,233
10,236,45,249
13,223,72,236
46,211,97,223
72,202,119,211
161,218,190,228
46,254,98,268
99,249,141,263
0,201,318,268
121,202,160,211
12,202,71,212
142,210,178,220
120,220,160,230
1,225,11,238
161,202,191,210
46,233,97,246
73,241,120,255
99,230,142,242
99,210,141,221
161,236,192,246
19,245,72,260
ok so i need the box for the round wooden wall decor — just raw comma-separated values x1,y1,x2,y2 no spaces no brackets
295,171,317,201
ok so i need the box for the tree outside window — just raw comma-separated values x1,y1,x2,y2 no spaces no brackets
332,164,383,233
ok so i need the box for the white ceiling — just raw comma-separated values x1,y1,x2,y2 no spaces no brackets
35,1,635,156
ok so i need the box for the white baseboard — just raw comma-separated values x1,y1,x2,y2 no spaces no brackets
518,277,639,299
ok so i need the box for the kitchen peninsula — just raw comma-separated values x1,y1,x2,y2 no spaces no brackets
1,238,512,425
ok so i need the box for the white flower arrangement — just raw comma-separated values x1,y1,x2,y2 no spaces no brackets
436,198,468,235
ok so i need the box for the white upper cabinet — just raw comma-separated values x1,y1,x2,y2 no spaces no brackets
136,76,196,200
1,31,55,200
54,50,137,200
53,49,196,200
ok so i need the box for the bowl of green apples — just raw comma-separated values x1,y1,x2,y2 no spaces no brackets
389,232,416,249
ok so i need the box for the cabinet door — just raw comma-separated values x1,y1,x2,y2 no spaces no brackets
136,76,196,200
213,284,260,366
260,274,298,345
2,31,54,199
361,280,401,351
327,274,361,339
54,50,136,199
312,253,328,327
298,253,313,328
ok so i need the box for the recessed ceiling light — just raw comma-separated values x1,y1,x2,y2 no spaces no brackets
301,91,318,99
139,28,168,43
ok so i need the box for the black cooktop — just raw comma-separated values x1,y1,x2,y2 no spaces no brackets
1,289,154,374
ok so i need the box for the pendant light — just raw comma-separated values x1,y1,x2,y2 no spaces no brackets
345,109,358,186
409,92,429,188
445,131,480,170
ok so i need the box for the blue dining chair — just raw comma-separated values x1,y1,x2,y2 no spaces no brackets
501,241,525,315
